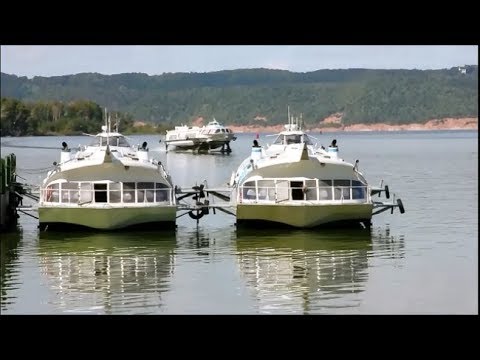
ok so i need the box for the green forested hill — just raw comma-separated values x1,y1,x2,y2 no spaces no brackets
0,97,147,137
1,66,477,126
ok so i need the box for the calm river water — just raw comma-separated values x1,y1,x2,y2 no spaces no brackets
1,130,477,314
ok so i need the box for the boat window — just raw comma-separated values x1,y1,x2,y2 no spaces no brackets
155,182,170,202
94,183,107,203
89,136,131,147
352,180,366,200
352,180,366,186
303,134,314,146
334,180,350,200
90,136,108,146
257,180,275,200
304,179,318,200
318,188,331,200
273,135,284,145
317,180,331,200
137,182,154,203
137,182,152,189
89,136,102,147
137,189,145,202
145,190,155,202
334,180,350,186
61,182,79,203
115,136,130,147
290,181,304,200
45,183,60,202
276,180,289,202
107,136,131,147
109,182,122,203
285,135,302,145
79,183,93,203
215,129,221,133
155,189,165,202
123,182,135,203
109,182,121,190
243,181,256,200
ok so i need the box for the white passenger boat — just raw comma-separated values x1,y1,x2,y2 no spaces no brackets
165,118,236,152
38,115,177,230
230,110,404,228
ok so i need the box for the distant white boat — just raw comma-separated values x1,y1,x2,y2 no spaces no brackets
165,118,236,152
38,112,177,231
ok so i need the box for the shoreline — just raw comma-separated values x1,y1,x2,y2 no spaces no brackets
227,117,478,133
1,118,476,137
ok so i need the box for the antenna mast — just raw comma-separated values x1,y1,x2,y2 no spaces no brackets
107,113,110,146
115,114,120,132
104,108,108,129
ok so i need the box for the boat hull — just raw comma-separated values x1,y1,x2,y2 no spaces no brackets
236,203,373,228
167,139,233,151
38,205,177,230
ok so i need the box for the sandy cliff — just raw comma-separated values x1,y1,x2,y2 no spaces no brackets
227,117,478,133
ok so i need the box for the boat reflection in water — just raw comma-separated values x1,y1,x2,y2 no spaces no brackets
235,227,404,314
38,231,177,314
1,226,22,311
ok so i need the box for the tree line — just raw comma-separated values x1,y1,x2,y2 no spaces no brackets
0,98,172,137
1,66,477,129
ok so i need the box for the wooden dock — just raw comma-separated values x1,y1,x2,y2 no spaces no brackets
1,153,28,232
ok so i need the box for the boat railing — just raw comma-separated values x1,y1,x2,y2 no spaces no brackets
238,180,371,204
157,162,170,179
40,184,175,206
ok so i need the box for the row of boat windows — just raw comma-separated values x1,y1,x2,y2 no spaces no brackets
241,179,367,201
273,134,314,145
44,182,172,204
88,136,131,147
201,128,233,134
169,128,233,140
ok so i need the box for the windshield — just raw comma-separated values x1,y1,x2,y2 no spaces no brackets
273,134,313,145
303,134,314,146
89,136,131,147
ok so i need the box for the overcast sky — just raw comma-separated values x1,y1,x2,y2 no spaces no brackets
1,45,477,78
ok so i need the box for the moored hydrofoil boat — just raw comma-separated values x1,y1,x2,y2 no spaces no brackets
230,110,404,229
38,113,177,231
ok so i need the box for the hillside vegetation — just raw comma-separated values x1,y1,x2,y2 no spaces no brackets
0,98,171,136
1,66,477,133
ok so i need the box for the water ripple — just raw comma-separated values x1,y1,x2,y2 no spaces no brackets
2,131,477,314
